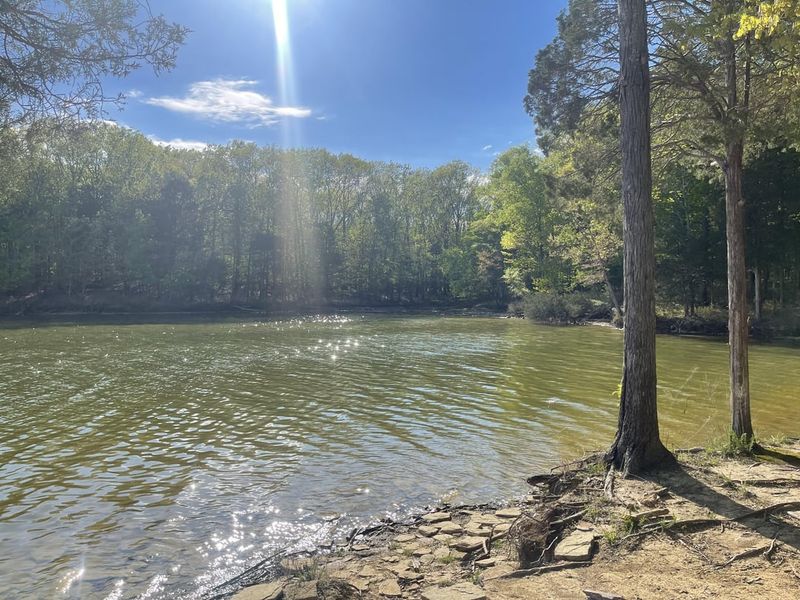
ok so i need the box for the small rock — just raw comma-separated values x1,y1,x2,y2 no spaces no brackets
475,557,496,568
352,544,371,552
438,522,463,535
419,525,440,537
432,547,453,560
231,581,284,600
394,533,416,543
412,546,432,556
421,581,487,600
495,507,522,519
378,579,403,597
397,570,424,582
450,536,486,552
575,521,594,532
422,511,451,523
382,554,400,563
419,553,436,565
554,529,595,562
434,533,454,543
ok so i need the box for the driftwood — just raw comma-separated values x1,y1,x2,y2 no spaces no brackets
486,560,592,580
714,542,777,569
671,501,800,531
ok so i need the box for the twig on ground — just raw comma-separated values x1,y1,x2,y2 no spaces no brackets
486,560,592,580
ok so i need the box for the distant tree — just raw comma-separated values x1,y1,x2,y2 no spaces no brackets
608,0,672,473
0,0,187,123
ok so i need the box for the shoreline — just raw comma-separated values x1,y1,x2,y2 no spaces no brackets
219,444,800,600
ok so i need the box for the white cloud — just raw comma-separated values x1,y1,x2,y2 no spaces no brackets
147,135,209,151
145,79,312,127
126,89,143,99
482,144,493,151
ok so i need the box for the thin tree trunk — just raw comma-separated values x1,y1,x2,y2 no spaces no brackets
607,0,671,474
724,141,753,438
603,269,623,325
753,264,761,321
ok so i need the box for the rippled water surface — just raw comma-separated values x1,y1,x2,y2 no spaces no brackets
1,315,798,598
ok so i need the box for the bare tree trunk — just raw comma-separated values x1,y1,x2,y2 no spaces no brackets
607,0,671,474
752,264,761,322
724,141,753,439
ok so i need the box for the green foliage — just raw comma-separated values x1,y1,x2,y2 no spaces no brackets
717,431,757,458
0,122,502,311
0,1,187,122
522,290,611,323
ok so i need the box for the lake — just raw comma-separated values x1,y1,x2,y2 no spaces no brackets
0,315,797,599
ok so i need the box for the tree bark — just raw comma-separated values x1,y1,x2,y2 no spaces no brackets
607,0,671,474
724,141,753,439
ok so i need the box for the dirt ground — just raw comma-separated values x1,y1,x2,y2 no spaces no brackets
227,441,800,600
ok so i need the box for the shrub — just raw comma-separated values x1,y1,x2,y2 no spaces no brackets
522,291,612,323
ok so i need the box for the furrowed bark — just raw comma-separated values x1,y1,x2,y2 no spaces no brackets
607,0,671,473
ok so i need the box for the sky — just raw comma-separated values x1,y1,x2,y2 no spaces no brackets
108,0,568,170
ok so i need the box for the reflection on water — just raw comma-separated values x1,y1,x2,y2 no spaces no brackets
0,315,797,598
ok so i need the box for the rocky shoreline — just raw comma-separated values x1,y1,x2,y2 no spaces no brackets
221,442,800,600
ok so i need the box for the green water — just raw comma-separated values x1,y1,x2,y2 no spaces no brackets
0,315,797,599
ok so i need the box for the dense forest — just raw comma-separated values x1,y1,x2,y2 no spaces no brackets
1,120,799,318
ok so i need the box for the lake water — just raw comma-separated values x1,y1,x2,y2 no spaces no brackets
0,315,797,599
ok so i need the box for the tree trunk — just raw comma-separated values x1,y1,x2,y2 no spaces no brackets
606,0,671,474
603,269,623,325
752,263,761,322
723,141,753,439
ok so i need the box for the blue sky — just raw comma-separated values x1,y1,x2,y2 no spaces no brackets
109,0,567,170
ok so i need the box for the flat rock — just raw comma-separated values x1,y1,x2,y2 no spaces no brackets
351,543,371,552
476,514,504,527
397,570,424,582
412,546,432,556
475,557,496,568
419,525,440,537
438,522,463,535
434,533,454,543
421,582,487,600
394,533,416,543
554,529,595,562
495,507,522,519
280,557,315,574
464,525,491,538
284,580,317,600
419,553,436,565
449,536,486,552
422,511,451,523
378,579,403,597
232,581,284,600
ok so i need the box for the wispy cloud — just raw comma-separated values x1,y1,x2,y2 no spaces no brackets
145,79,312,127
147,135,209,152
482,144,493,151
